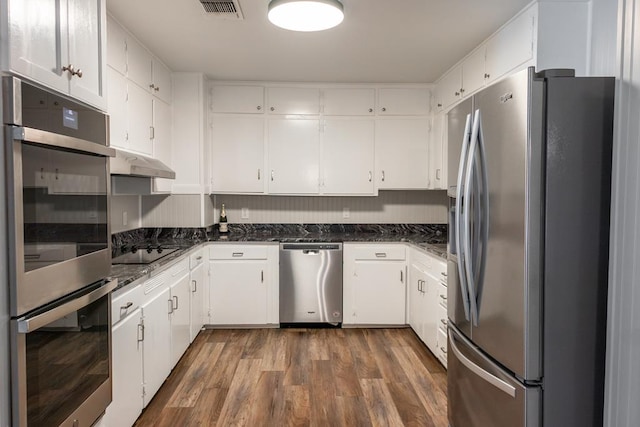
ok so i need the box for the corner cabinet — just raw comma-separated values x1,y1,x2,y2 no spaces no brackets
3,0,107,110
343,244,407,326
208,244,279,326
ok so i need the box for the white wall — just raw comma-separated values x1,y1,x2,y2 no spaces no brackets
110,195,141,233
214,190,448,224
600,1,640,426
141,194,212,228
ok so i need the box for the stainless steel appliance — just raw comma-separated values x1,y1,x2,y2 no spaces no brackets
447,68,614,427
3,77,117,427
279,243,343,325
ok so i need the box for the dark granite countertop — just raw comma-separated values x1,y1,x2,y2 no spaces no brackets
109,224,448,292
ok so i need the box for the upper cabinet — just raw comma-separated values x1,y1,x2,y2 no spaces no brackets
267,87,320,115
434,1,589,112
378,88,430,115
323,88,375,116
3,0,107,110
210,85,264,113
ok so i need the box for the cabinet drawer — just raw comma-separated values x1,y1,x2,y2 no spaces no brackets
209,244,268,260
112,284,143,325
434,259,447,284
167,258,190,279
437,327,448,368
438,305,448,333
438,283,448,310
348,244,406,261
190,249,205,269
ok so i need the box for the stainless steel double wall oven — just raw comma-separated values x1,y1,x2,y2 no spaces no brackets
3,77,117,427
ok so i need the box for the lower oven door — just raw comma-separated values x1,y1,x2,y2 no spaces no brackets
12,279,117,427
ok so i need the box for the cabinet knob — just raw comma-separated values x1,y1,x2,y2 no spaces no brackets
73,68,83,78
62,64,75,75
154,86,160,92
437,103,442,108
460,88,465,93
257,105,262,110
381,107,386,112
368,108,373,113
484,73,490,79
270,107,275,111
455,91,460,96
149,83,156,89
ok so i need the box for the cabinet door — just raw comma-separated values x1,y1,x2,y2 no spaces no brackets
408,264,426,336
141,287,171,407
170,272,191,368
378,88,429,115
321,119,374,195
421,274,440,353
151,58,172,103
267,87,320,115
375,119,429,189
211,115,265,193
210,260,268,325
485,7,535,84
127,82,153,155
438,66,463,110
126,37,152,91
349,261,406,325
8,0,69,94
211,86,264,114
106,15,127,74
189,262,206,341
323,88,375,116
462,47,486,96
67,0,105,108
267,119,319,194
429,113,447,190
152,99,173,193
107,67,129,149
107,310,143,427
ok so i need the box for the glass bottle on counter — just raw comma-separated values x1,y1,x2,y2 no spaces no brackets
219,204,228,233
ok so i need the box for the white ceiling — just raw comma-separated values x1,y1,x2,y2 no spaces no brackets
106,0,534,83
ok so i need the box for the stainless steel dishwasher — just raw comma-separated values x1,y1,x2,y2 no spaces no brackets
279,243,343,325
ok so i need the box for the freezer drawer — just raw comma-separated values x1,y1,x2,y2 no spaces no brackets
448,327,540,427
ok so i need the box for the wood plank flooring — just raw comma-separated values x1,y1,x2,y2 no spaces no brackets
134,328,447,427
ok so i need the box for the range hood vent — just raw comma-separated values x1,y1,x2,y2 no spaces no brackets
110,149,176,179
199,0,244,19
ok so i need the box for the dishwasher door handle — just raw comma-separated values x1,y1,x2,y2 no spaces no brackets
303,250,319,255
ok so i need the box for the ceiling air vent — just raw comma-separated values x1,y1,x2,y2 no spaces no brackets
199,0,244,20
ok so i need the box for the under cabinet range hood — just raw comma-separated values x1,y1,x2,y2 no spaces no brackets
110,148,176,179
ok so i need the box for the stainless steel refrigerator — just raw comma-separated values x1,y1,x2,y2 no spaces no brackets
446,67,614,427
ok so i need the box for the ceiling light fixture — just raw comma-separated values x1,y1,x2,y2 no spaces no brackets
268,0,344,32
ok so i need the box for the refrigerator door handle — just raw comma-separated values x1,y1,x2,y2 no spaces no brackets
475,110,490,318
463,109,481,325
449,329,516,398
455,113,473,321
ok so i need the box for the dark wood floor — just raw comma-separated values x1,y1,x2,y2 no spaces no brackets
134,327,447,427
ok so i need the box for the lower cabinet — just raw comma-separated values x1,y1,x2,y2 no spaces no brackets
343,243,407,325
189,250,206,341
408,247,448,367
169,261,191,367
208,244,279,326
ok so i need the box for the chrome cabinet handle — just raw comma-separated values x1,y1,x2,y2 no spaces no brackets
261,270,264,283
150,126,155,140
257,105,262,110
192,279,197,293
440,319,448,326
440,294,447,301
258,169,261,180
62,64,75,75
121,302,133,310
168,299,174,314
440,346,447,354
137,323,145,342
232,252,244,257
375,253,387,258
368,171,372,182
400,270,403,283
173,296,179,310
381,170,385,182
271,170,274,181
436,169,441,180
196,256,203,261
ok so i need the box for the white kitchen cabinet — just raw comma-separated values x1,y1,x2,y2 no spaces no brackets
485,6,534,85
106,15,127,75
375,118,429,189
267,119,320,194
106,307,143,427
211,115,265,193
408,262,428,337
211,85,264,114
435,66,463,111
127,82,154,155
343,244,407,325
126,36,153,93
428,113,447,190
140,284,171,407
378,88,430,115
169,262,191,368
267,87,320,115
4,0,107,110
323,88,375,116
462,47,487,97
189,251,206,341
421,273,441,352
107,67,129,149
151,59,172,103
208,244,279,326
152,99,173,193
321,119,375,195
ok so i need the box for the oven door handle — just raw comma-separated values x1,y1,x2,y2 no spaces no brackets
10,126,116,157
17,279,118,333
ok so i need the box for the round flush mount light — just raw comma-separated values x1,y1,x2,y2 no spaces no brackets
268,0,344,32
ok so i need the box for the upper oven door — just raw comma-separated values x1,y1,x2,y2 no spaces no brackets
6,130,114,316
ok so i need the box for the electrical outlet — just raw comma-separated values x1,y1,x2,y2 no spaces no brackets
123,211,128,226
241,207,249,219
343,207,350,219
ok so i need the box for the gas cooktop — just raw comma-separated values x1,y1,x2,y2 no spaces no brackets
111,245,178,265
